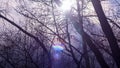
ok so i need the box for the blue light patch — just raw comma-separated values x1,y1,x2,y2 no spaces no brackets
52,45,64,51
54,53,60,59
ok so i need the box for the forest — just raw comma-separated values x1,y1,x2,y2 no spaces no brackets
0,0,120,68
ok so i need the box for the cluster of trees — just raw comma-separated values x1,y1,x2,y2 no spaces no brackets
0,0,120,68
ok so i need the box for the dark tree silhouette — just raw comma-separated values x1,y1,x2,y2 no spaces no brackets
91,0,120,68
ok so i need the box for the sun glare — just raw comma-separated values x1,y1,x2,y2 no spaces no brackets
60,0,75,11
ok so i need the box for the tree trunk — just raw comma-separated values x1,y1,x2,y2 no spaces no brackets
83,43,90,68
73,0,109,67
71,14,109,68
83,32,109,68
91,0,120,68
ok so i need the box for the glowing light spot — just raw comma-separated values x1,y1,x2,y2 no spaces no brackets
60,0,75,11
52,44,64,51
54,53,60,59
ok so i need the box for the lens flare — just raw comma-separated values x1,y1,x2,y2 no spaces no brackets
54,53,60,60
52,44,64,51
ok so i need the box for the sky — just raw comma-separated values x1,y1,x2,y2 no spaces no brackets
0,0,118,47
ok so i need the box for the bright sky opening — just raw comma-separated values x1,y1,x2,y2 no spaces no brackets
60,0,75,11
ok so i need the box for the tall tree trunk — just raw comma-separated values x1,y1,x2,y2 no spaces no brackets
83,43,90,68
91,0,120,67
54,0,109,68
83,32,109,68
71,11,109,68
76,0,90,68
75,0,109,68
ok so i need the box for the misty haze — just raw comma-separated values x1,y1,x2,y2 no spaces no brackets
0,0,120,68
